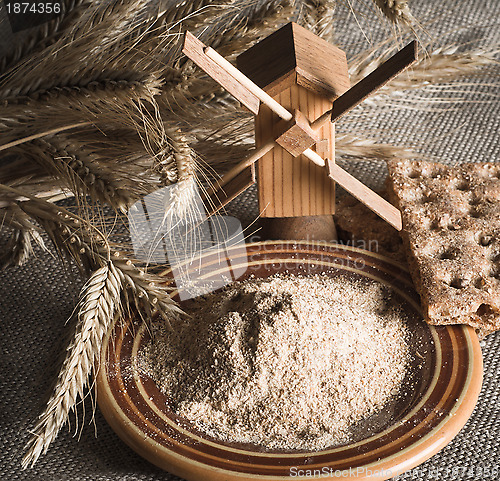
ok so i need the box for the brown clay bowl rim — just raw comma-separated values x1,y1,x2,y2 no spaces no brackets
97,241,483,480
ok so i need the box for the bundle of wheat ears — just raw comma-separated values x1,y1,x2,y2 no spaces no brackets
0,0,498,469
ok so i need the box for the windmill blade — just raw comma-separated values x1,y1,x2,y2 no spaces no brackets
203,164,256,216
330,41,417,123
326,160,402,231
202,142,276,214
204,142,275,198
299,148,402,230
311,41,418,130
183,32,261,115
183,32,293,121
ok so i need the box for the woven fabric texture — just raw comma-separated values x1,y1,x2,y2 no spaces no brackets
1,1,499,480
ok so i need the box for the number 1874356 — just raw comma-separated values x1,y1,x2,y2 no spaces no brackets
6,2,61,14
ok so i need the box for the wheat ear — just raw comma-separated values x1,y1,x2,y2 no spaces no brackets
336,133,417,161
300,0,337,39
0,228,45,269
2,77,161,111
371,0,415,27
153,126,196,186
391,46,500,89
0,0,87,74
9,137,151,213
21,262,122,469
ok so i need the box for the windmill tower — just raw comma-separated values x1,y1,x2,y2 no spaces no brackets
237,23,350,239
183,22,417,241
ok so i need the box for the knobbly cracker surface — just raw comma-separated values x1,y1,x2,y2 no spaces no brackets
387,160,500,337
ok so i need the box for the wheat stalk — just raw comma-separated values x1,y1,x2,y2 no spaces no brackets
21,262,122,469
0,105,94,154
70,0,237,99
0,122,91,153
162,0,238,32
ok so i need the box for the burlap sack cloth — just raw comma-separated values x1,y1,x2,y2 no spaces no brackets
1,1,499,479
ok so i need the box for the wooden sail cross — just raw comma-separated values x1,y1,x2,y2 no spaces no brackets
183,23,417,236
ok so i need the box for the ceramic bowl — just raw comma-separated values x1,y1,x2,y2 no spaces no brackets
97,241,483,480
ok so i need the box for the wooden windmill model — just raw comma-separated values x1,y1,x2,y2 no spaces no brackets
184,23,417,240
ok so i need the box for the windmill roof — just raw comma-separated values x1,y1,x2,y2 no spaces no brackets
237,22,350,100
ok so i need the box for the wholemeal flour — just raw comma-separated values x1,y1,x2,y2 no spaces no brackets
140,272,410,451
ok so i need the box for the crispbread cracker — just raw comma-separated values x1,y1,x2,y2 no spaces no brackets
335,194,406,263
387,160,500,337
